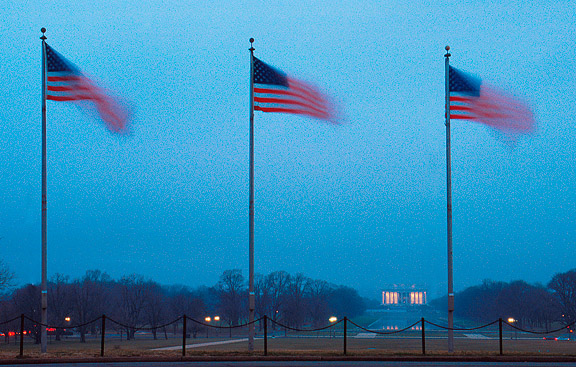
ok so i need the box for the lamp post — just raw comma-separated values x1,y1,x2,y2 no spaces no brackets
205,317,211,338
329,317,338,338
214,316,220,337
508,318,517,340
64,317,71,340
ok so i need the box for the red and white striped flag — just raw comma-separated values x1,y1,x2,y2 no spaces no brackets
45,44,130,134
449,66,535,136
252,56,337,122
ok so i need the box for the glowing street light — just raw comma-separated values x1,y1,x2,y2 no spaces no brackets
508,318,517,340
204,317,212,338
328,317,338,338
214,316,220,322
64,317,71,322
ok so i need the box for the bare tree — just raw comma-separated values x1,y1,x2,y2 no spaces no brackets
167,285,207,338
216,269,246,329
48,273,73,341
265,271,290,325
524,285,559,330
72,270,112,342
548,270,576,326
116,274,148,340
11,284,41,344
0,296,18,343
305,279,332,327
254,274,269,321
0,259,15,292
281,273,309,328
142,280,166,340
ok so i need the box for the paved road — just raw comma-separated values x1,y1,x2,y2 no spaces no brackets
2,362,576,367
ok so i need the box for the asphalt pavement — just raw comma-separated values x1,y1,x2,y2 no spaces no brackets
2,360,576,367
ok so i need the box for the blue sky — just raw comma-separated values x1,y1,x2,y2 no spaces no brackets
1,0,575,299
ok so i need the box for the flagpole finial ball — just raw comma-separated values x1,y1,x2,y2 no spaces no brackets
445,45,450,51
41,28,46,33
249,38,254,43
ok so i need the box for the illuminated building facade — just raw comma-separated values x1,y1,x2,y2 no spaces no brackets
382,285,427,306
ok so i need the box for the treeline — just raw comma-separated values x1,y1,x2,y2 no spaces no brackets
431,269,576,331
0,269,366,343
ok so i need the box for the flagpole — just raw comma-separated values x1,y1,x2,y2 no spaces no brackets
40,27,48,354
248,37,255,352
444,45,454,353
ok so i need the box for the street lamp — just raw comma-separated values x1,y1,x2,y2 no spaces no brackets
204,317,212,338
329,317,338,338
508,318,517,340
213,316,220,337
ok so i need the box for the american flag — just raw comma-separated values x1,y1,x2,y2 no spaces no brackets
449,66,534,135
45,44,130,134
253,57,336,122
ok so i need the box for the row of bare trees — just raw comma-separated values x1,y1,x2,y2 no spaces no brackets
216,269,366,330
0,269,366,343
430,269,576,331
0,270,209,343
254,271,365,328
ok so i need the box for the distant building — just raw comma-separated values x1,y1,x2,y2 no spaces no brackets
382,284,427,306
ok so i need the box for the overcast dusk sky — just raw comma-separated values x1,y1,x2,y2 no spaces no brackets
1,0,575,299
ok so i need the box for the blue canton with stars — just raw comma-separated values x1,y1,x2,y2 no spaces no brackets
46,44,77,73
253,57,288,86
449,66,480,96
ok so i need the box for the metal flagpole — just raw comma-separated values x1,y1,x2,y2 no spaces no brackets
444,45,454,353
248,37,256,352
40,27,48,354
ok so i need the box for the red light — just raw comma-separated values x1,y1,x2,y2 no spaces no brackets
8,332,15,336
47,328,56,332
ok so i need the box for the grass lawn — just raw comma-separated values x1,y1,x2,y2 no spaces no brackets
1,333,576,359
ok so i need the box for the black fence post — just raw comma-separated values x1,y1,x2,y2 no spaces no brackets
100,315,106,357
343,317,347,356
182,315,187,357
19,313,24,357
499,318,503,355
421,317,426,355
263,315,268,356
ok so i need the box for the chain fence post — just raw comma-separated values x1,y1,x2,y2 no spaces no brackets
499,317,503,355
182,315,187,357
19,314,24,357
100,315,106,357
263,315,268,356
343,317,347,356
421,317,426,355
